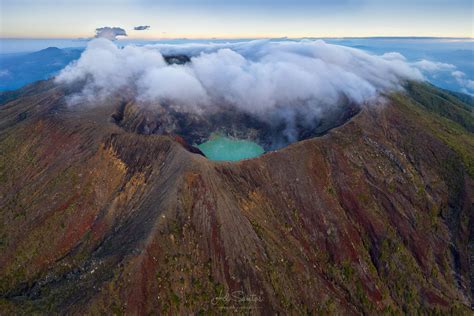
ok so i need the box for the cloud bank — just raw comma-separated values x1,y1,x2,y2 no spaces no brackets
56,39,426,108
56,38,441,141
134,25,151,31
95,27,127,40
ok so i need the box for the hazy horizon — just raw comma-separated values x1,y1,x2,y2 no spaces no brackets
1,0,472,39
1,36,472,53
1,37,473,96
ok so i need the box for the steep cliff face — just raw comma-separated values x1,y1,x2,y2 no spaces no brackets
0,80,472,314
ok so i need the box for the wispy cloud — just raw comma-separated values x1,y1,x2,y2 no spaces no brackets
452,70,474,94
134,25,151,31
410,60,456,72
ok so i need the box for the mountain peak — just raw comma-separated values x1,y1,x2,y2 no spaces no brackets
30,46,62,56
0,80,472,313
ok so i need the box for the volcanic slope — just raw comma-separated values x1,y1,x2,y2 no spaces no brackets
0,80,473,314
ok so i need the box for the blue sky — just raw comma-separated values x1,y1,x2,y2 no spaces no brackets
1,0,473,38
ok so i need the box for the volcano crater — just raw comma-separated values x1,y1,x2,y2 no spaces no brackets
110,97,361,160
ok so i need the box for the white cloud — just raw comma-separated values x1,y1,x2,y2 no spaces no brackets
381,52,406,61
137,65,208,108
451,70,474,94
452,70,465,79
95,27,127,40
56,38,432,138
57,39,165,102
411,59,456,73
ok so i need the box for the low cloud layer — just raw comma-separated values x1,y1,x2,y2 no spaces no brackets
134,25,150,31
95,27,127,40
56,38,439,140
452,70,474,93
411,59,456,73
56,39,426,107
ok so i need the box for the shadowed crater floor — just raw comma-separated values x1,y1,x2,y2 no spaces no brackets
111,96,361,161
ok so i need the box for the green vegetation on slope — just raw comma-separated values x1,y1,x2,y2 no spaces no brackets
405,81,474,132
397,82,474,177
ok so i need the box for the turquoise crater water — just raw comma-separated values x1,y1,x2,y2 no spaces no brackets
197,136,265,161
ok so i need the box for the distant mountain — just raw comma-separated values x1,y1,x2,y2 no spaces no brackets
0,80,472,313
0,47,83,91
0,47,193,92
